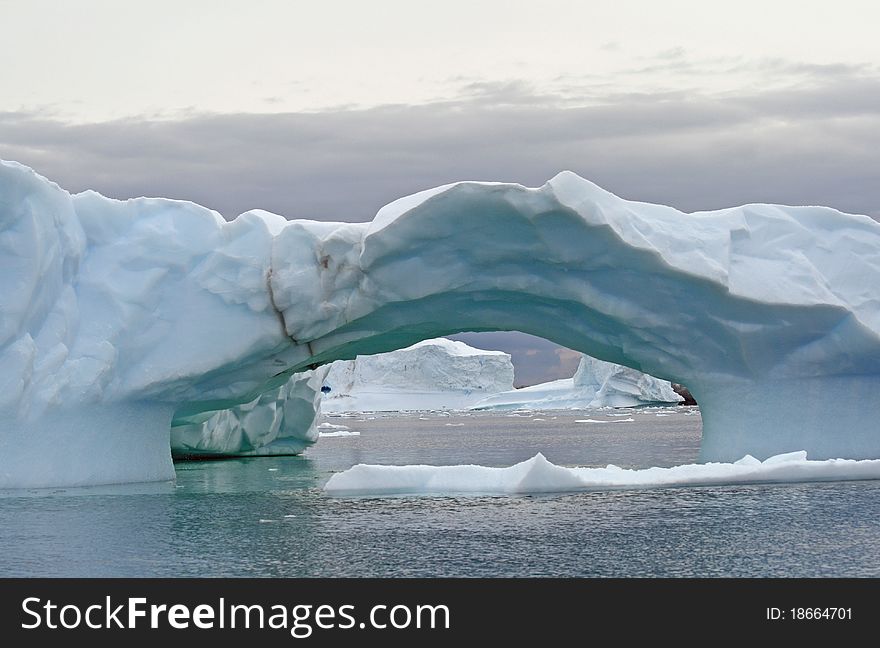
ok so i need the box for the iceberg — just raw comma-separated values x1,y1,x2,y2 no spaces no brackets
472,354,683,410
3,159,880,487
170,368,326,457
323,452,880,496
322,337,514,412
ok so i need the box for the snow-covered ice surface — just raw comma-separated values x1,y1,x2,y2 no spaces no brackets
322,337,514,412
4,158,880,487
324,451,880,496
170,368,327,457
472,354,682,410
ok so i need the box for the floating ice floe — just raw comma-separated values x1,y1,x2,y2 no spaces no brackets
324,452,880,496
575,418,635,423
318,422,350,430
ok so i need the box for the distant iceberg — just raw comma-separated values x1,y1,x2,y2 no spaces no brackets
322,337,514,412
324,452,880,496
472,354,683,410
3,159,880,487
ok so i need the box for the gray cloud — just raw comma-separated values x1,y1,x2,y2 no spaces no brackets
2,71,879,381
2,72,878,221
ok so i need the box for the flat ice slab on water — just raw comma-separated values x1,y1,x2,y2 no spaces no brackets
576,417,635,423
317,423,360,437
323,451,880,496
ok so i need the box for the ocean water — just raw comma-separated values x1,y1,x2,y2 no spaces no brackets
2,407,880,577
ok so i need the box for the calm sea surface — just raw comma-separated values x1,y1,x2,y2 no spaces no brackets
2,407,879,577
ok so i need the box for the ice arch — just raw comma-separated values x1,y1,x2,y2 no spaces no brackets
2,159,880,487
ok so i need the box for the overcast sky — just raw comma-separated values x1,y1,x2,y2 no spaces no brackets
2,0,879,384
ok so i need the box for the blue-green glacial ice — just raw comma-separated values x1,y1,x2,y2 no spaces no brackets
2,159,880,488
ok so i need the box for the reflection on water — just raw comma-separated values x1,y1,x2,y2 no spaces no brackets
1,408,880,577
174,455,323,494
